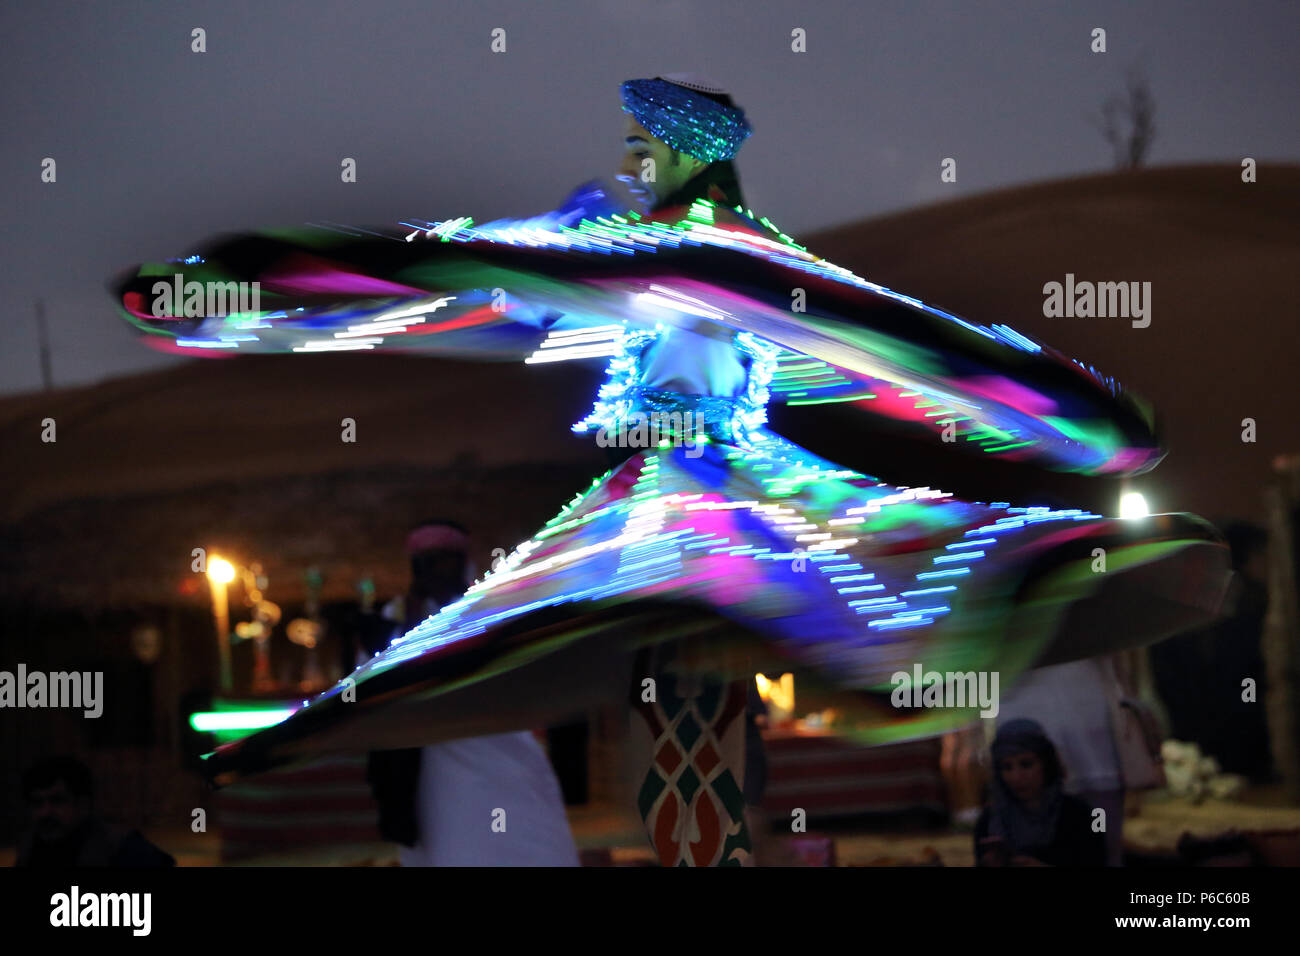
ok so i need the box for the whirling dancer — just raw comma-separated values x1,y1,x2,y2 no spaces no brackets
113,74,1230,867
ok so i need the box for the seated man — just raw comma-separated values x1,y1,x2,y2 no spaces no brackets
16,755,175,868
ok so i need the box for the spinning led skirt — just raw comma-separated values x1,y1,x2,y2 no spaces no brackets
117,195,1160,476
111,189,1229,781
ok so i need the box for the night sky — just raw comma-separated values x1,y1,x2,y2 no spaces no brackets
2,0,1297,394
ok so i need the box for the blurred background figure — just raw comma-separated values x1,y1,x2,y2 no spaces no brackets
975,719,1106,867
361,518,579,866
994,654,1162,866
742,678,771,862
940,722,989,829
1151,521,1273,781
15,755,175,867
989,489,1168,865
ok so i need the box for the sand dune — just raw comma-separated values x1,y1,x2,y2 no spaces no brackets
2,163,1295,606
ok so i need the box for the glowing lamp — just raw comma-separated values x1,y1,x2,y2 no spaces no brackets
207,556,236,584
1118,492,1150,520
755,672,796,725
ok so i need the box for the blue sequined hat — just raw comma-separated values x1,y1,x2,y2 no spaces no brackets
620,74,752,163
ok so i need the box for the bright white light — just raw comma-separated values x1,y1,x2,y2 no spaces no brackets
1119,491,1150,519
207,556,236,584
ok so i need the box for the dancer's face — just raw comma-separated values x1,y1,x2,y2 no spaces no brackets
998,750,1045,802
617,115,708,210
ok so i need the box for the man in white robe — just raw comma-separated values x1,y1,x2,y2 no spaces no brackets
366,520,580,866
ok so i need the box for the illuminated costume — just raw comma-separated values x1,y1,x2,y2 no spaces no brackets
113,76,1229,867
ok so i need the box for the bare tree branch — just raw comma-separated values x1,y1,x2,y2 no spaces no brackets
1089,63,1157,169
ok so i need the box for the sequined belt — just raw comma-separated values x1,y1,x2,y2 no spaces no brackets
616,387,741,444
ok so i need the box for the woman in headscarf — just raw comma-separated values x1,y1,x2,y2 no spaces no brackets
975,718,1107,866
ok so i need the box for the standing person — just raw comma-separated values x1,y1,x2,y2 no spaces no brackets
363,519,579,866
1152,521,1273,779
613,77,770,864
975,719,1106,867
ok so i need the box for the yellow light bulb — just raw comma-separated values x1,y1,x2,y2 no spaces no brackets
1119,492,1150,520
207,556,236,584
